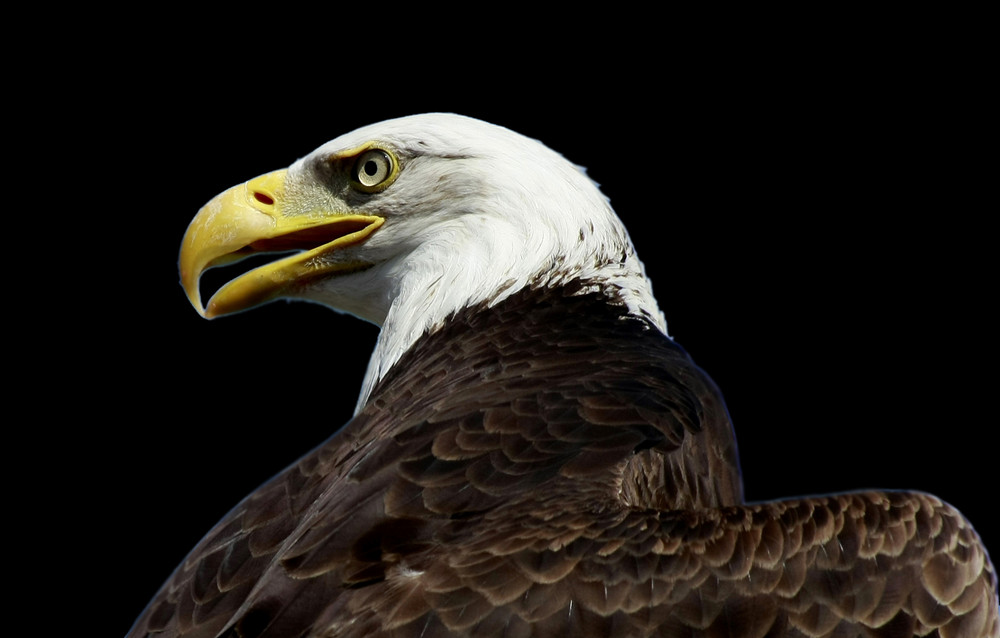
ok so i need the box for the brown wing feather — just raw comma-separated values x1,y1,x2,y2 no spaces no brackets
303,490,997,637
127,284,997,637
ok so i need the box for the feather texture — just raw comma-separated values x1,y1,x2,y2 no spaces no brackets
128,283,997,637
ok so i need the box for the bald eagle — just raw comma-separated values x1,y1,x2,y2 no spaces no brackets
128,114,998,637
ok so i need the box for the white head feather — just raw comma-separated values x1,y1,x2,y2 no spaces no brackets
279,114,667,410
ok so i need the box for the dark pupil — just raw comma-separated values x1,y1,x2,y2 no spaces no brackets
364,160,379,176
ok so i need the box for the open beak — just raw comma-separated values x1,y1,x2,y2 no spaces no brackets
179,169,384,318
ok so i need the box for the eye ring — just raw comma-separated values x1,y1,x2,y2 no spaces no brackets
352,148,396,192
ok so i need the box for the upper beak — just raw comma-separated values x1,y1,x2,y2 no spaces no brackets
179,169,384,318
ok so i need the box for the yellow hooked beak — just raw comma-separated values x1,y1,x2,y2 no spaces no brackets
179,169,384,318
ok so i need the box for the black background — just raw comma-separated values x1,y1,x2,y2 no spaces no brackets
51,22,992,636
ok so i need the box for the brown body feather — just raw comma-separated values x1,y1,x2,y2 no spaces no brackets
128,283,998,637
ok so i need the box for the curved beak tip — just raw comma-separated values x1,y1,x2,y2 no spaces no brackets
179,269,206,318
185,290,208,318
177,169,289,321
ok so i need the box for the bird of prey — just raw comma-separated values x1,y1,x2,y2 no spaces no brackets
128,114,998,637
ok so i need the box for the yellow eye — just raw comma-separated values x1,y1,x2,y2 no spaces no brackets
353,149,394,190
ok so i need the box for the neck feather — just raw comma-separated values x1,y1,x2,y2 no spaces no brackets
354,263,666,412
